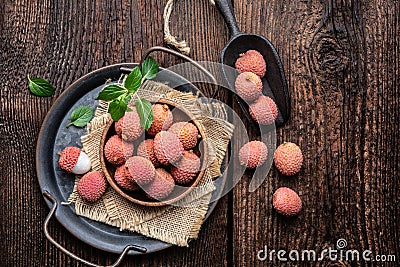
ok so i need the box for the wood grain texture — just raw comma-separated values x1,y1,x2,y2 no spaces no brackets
233,0,399,266
0,0,399,266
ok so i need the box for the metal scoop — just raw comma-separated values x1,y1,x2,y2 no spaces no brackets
213,0,290,128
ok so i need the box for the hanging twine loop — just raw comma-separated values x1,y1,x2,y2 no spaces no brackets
163,0,215,55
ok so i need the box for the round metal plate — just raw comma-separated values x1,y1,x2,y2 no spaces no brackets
36,63,226,255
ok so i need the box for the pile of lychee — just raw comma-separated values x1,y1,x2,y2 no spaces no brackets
239,140,303,217
104,103,202,202
58,103,202,203
234,50,278,125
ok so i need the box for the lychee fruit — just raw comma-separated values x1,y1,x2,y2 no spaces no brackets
77,171,107,202
249,95,279,125
273,142,303,176
144,168,175,200
115,110,144,142
235,50,267,77
125,156,156,186
58,146,91,175
235,72,263,102
114,165,139,191
147,104,173,136
136,139,161,167
171,151,201,185
238,141,268,169
154,131,184,165
104,135,134,165
272,187,302,216
168,122,199,150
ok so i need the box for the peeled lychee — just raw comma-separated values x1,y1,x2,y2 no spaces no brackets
147,104,173,136
144,168,175,200
238,141,268,169
58,146,91,175
249,96,278,125
115,110,144,142
168,122,199,150
273,142,303,176
125,156,156,186
77,171,107,202
171,151,201,185
154,131,184,165
235,50,267,77
273,187,302,216
136,139,161,167
235,72,263,102
114,165,139,191
104,135,134,165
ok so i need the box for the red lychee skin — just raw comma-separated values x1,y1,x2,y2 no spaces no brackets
114,116,124,135
147,104,173,136
235,50,267,77
273,187,302,216
154,131,184,165
125,156,156,186
249,96,279,125
77,171,107,202
168,122,199,150
104,135,134,165
171,151,201,185
115,110,144,142
58,146,81,173
136,139,161,167
114,165,139,191
273,142,303,176
144,168,175,200
235,72,263,102
238,141,268,169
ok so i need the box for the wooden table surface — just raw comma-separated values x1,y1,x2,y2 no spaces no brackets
1,0,399,266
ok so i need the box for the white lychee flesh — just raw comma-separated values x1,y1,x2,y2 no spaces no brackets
71,151,91,174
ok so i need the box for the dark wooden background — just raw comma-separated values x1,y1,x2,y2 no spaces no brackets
1,0,399,266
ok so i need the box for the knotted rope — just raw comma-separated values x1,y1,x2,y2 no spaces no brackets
163,0,215,55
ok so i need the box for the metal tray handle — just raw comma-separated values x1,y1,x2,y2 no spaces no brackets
43,191,147,267
121,46,218,88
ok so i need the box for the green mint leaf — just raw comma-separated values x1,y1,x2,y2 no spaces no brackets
135,97,153,130
124,95,133,112
124,95,132,104
141,56,159,81
109,99,128,121
124,67,142,94
97,84,128,101
67,106,94,128
28,75,55,97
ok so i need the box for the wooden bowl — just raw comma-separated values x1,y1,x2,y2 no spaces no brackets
99,99,207,207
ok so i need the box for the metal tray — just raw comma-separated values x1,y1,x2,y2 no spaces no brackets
36,48,226,266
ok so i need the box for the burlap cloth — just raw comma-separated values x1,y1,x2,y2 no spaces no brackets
67,81,234,246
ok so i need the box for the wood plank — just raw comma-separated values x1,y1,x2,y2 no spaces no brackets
232,0,399,266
